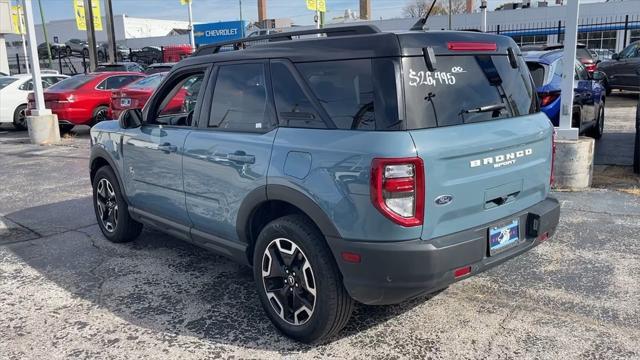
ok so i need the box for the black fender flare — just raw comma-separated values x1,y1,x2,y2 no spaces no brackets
235,184,341,245
90,146,128,200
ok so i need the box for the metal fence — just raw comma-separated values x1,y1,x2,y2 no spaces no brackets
6,45,192,76
479,14,640,52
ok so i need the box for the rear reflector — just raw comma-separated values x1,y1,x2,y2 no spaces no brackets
537,232,550,242
447,42,497,51
454,266,472,278
341,252,361,263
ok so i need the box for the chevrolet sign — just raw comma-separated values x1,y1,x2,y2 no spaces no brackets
194,21,246,46
470,148,533,168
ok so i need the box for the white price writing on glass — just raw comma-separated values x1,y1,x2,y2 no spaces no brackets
408,66,463,87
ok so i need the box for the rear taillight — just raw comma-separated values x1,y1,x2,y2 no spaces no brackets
583,63,597,73
447,42,497,51
539,92,560,107
550,130,556,186
371,157,425,227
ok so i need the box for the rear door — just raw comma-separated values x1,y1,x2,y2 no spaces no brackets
183,60,276,243
401,50,553,241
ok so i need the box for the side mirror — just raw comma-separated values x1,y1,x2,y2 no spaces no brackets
119,108,143,129
592,70,606,81
611,53,620,61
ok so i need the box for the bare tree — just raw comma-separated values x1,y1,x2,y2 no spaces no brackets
402,0,467,18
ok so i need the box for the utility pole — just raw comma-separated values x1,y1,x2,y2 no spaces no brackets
239,0,244,37
22,0,60,144
315,0,320,30
448,0,452,30
36,0,51,66
480,0,487,32
83,0,98,71
187,0,194,50
104,0,116,63
17,5,29,74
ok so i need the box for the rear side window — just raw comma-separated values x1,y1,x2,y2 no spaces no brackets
209,63,272,132
526,62,545,87
271,62,325,129
98,75,142,90
403,55,537,129
296,59,375,130
576,48,593,60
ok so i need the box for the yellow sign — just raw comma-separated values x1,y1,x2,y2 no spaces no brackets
306,0,326,12
11,5,25,35
180,0,192,4
73,0,103,31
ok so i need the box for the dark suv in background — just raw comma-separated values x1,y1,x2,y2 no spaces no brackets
89,26,559,343
597,40,640,93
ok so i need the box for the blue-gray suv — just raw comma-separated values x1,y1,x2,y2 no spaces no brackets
89,25,560,343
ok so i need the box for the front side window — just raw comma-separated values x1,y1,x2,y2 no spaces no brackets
208,63,271,132
620,43,639,59
153,72,204,126
271,62,325,129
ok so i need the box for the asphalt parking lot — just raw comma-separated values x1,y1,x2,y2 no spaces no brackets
1,94,639,359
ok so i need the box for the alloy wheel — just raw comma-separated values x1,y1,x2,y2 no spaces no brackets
261,238,317,326
16,107,27,128
96,178,118,233
599,107,605,135
95,108,107,123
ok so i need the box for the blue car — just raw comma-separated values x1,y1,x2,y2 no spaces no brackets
524,49,606,139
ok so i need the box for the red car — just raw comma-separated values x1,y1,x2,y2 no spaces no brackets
109,72,166,119
28,71,144,132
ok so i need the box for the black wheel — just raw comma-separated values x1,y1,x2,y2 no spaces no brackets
587,103,605,139
59,124,75,134
130,54,138,63
51,47,58,59
98,51,105,62
151,57,159,64
253,215,354,343
92,105,109,125
117,53,124,62
92,166,142,243
82,48,89,57
12,104,28,130
65,46,72,56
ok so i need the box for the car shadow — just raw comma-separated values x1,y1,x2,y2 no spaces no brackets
3,197,440,350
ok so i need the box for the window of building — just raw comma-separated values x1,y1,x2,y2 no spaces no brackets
578,30,617,52
511,34,547,46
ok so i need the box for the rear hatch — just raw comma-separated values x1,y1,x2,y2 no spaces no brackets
398,32,553,240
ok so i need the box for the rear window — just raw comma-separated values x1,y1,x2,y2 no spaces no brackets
576,48,592,60
0,77,17,90
526,62,545,87
127,73,164,89
403,55,537,129
48,75,94,90
95,65,126,72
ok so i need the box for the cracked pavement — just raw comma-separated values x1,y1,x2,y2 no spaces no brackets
1,95,640,360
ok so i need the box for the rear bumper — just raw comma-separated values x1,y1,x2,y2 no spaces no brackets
327,197,560,305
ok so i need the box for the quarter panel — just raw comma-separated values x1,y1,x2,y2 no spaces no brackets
270,128,421,241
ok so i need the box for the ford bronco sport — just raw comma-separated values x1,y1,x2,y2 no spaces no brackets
89,25,560,343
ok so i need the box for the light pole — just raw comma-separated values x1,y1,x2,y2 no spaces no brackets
448,0,452,30
36,0,51,66
187,0,195,50
17,5,29,74
480,0,487,32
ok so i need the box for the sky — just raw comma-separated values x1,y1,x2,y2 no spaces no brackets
25,0,607,26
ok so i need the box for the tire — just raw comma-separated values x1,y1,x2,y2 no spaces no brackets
92,166,142,243
59,124,75,134
587,103,605,140
65,46,72,56
12,104,28,131
51,47,58,59
82,48,89,58
92,105,109,125
98,51,105,62
253,215,354,344
130,54,138,63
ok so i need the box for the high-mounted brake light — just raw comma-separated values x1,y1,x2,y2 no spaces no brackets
447,42,497,51
371,157,425,227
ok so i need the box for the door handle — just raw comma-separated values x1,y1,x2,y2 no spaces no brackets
157,143,177,153
227,153,255,164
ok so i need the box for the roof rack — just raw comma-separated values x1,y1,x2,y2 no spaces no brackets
193,25,381,56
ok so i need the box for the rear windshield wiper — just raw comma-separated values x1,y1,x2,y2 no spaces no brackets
461,104,506,114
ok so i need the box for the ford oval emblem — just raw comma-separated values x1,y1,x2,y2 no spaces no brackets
434,195,453,206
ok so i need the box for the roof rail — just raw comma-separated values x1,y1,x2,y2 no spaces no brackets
193,25,381,56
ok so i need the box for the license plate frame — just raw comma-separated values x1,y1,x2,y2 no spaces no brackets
120,98,131,107
488,218,520,256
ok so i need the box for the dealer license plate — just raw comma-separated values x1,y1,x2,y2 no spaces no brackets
488,219,520,255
